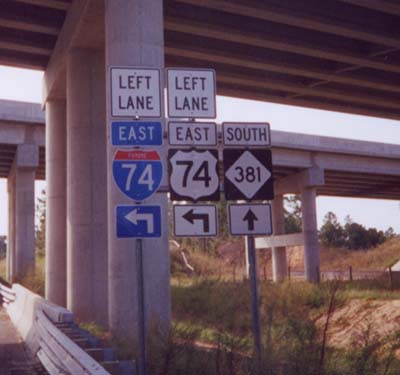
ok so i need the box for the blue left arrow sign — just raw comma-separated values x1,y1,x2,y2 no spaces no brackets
112,121,163,146
116,205,162,238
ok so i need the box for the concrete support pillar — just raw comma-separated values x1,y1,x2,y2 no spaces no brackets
271,195,287,282
301,187,320,282
7,145,38,282
15,167,36,279
6,176,15,282
45,100,67,306
66,48,108,325
105,0,171,344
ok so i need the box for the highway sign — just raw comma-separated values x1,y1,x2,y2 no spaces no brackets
116,205,162,238
112,121,163,146
110,67,162,118
113,149,163,201
168,121,217,146
228,204,272,236
222,122,271,146
223,149,274,201
166,68,216,118
168,148,220,201
173,205,217,237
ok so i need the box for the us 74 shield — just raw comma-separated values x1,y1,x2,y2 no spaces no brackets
168,148,220,201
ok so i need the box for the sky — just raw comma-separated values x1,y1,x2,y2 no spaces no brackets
0,65,400,235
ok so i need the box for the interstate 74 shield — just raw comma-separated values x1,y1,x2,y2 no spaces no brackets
113,149,163,201
168,148,220,201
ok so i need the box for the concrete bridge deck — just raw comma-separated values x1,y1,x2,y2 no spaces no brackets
2,98,400,200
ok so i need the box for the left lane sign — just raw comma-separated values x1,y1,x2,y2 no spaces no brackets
110,67,162,118
112,121,163,146
116,205,161,238
113,149,163,201
166,68,216,118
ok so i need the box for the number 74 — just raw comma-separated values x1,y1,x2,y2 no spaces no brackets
176,160,211,187
122,163,154,191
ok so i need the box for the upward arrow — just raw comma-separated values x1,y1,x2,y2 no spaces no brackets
243,209,258,231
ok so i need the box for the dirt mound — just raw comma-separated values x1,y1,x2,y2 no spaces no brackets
216,241,245,266
287,246,304,269
317,299,400,348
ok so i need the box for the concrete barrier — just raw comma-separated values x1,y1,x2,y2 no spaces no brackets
0,283,15,308
5,284,73,353
1,283,111,375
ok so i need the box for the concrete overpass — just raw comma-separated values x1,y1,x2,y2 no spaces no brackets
0,0,400,350
0,100,44,283
2,98,400,284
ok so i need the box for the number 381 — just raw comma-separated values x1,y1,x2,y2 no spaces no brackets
233,166,262,183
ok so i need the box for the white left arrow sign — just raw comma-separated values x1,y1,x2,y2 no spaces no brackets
173,205,217,237
125,209,154,233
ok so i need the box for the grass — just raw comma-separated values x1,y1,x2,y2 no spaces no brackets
150,278,400,374
79,321,109,340
1,240,400,374
0,254,5,280
0,253,45,296
163,243,400,374
320,237,400,271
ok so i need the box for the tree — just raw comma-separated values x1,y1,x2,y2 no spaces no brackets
384,227,395,239
319,213,392,250
0,235,6,259
319,212,346,247
344,216,386,250
35,189,46,256
366,227,385,248
284,194,302,233
344,221,368,250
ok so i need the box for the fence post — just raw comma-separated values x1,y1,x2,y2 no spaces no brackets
263,266,267,281
389,266,393,290
288,266,291,281
233,264,236,282
349,265,353,282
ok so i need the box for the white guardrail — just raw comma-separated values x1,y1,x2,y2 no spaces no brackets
0,282,15,308
0,282,111,375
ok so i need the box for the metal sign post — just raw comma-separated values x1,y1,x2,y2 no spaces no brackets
136,238,147,375
109,65,166,375
222,122,273,371
247,235,262,372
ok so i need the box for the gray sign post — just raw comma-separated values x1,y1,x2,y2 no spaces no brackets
136,237,146,375
247,235,262,370
224,122,273,370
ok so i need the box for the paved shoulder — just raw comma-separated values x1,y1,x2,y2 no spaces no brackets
0,307,45,374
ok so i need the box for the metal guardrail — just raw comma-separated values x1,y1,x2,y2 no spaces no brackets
36,310,110,375
0,282,16,308
0,282,111,375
